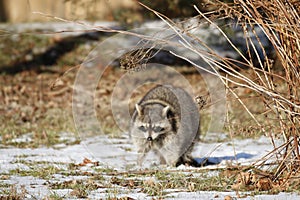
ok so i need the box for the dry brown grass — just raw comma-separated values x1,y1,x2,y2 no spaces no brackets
211,0,300,178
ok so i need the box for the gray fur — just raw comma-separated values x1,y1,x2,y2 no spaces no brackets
130,85,200,166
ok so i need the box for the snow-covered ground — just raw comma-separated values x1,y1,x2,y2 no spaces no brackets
1,133,299,199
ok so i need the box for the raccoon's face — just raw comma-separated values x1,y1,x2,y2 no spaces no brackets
132,104,173,141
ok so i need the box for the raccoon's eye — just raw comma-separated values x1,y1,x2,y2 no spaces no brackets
138,126,147,132
153,126,165,133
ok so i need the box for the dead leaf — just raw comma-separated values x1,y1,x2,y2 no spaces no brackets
128,180,135,187
49,78,64,90
144,177,156,186
78,158,99,166
256,177,272,191
188,182,195,191
224,195,233,200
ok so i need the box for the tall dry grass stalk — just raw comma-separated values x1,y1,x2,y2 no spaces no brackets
212,0,300,178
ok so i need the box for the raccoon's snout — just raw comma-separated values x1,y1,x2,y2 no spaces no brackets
147,136,153,141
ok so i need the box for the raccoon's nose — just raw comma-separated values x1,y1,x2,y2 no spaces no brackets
147,136,153,141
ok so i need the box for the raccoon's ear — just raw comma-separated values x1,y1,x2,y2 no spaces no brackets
162,106,170,117
135,104,143,116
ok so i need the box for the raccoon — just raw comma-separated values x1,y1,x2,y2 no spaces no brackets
130,85,200,167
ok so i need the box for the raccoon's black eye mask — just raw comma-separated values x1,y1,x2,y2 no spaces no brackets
138,126,147,132
138,125,165,133
153,126,165,132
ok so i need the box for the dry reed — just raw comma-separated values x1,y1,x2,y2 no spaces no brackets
139,0,300,182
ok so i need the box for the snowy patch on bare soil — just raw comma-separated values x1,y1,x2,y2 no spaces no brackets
0,134,299,199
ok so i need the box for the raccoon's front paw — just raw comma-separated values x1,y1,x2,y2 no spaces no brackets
137,153,146,166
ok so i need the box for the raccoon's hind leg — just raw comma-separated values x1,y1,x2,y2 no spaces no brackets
176,154,199,167
176,138,200,167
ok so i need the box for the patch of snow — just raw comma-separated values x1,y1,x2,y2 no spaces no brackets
192,136,276,167
1,176,49,199
0,134,299,199
50,189,73,198
166,191,300,200
10,133,33,144
89,188,149,200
